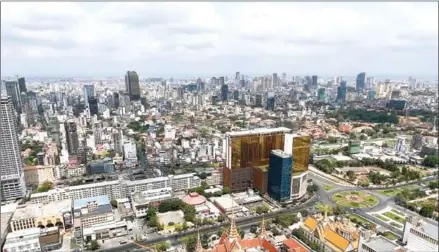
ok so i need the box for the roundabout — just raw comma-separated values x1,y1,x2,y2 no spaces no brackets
332,191,380,208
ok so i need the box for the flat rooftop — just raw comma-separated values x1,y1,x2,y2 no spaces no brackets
415,220,439,239
362,236,399,252
74,195,110,209
227,127,291,137
271,149,292,158
12,200,71,220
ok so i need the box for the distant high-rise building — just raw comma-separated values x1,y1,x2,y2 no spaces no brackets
211,95,218,105
113,92,120,109
113,130,123,154
64,120,80,155
273,73,278,86
356,72,366,92
83,84,95,108
3,80,22,114
317,88,326,101
255,94,263,107
267,150,292,201
219,76,225,87
88,96,98,116
266,92,275,111
304,76,312,91
18,77,27,93
125,71,140,101
311,75,318,89
235,72,240,80
233,90,240,100
93,121,103,145
337,81,347,103
0,95,26,201
221,84,228,102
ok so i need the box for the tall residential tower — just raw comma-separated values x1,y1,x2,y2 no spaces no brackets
0,93,26,201
125,71,140,101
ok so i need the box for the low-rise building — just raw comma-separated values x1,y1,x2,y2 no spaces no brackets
301,212,359,252
73,195,113,229
10,200,72,232
131,187,173,218
2,227,62,252
358,231,400,252
23,165,56,187
402,216,438,252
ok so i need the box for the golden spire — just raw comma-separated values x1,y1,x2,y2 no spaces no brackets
259,218,267,240
229,201,239,239
196,232,204,252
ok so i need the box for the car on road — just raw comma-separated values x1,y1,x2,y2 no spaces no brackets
119,241,127,245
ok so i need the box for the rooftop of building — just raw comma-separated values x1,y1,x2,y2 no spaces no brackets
271,149,292,158
227,127,291,137
1,203,17,240
131,187,173,206
361,236,398,252
283,238,310,252
11,200,71,221
182,192,207,206
411,219,439,239
73,195,110,209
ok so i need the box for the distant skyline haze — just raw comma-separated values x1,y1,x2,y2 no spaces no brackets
1,2,438,79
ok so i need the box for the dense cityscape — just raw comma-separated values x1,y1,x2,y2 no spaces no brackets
1,2,439,252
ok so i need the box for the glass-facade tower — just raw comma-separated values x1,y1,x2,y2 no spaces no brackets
267,150,292,201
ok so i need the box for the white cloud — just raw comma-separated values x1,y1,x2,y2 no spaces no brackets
1,2,437,77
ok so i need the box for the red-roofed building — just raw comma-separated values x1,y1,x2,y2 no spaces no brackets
282,238,310,252
203,218,278,252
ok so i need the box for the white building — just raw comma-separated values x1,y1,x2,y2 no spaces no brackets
131,187,173,218
164,124,176,140
2,228,42,252
30,174,201,204
290,172,308,200
123,142,137,162
402,216,438,252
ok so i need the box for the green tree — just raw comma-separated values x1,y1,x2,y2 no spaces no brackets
307,184,318,193
423,155,439,168
37,181,53,192
90,240,100,251
346,171,356,181
419,205,435,218
180,235,197,252
217,215,226,222
156,241,170,252
110,199,118,209
222,187,231,194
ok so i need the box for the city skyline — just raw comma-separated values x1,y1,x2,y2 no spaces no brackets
1,2,438,78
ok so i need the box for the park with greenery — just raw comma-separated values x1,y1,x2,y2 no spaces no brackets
332,191,379,208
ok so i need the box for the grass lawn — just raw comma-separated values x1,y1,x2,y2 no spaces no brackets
349,214,374,227
332,191,379,208
323,184,335,191
376,185,420,197
364,195,379,207
383,212,405,224
382,231,400,241
70,240,80,249
391,208,404,216
389,222,403,229
373,214,390,222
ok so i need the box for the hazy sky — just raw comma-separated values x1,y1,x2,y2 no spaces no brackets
1,2,438,78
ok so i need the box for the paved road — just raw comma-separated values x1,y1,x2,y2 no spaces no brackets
98,198,317,252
